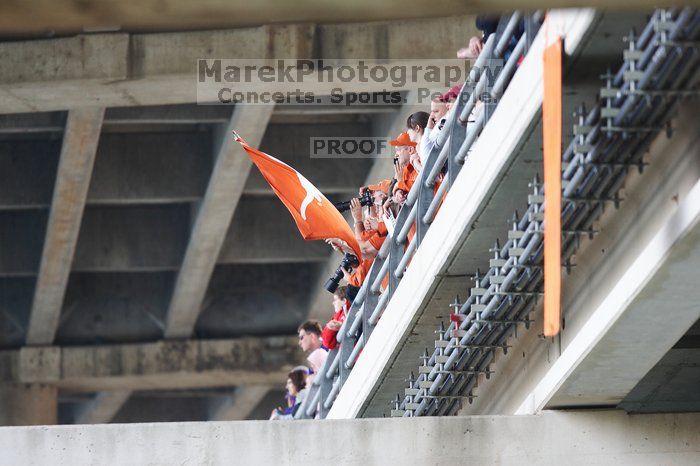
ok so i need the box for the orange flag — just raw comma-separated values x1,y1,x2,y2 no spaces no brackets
543,35,563,337
233,132,362,259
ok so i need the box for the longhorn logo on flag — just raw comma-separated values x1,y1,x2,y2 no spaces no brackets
232,131,362,259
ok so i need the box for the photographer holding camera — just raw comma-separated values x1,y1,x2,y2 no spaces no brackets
324,181,390,298
350,186,389,254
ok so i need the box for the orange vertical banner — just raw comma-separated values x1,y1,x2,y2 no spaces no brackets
543,36,563,337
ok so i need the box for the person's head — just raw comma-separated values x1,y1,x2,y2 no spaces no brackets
367,179,390,206
406,111,429,142
297,320,322,352
392,181,410,206
395,145,414,167
430,98,449,124
389,132,417,167
371,189,387,206
286,368,307,396
332,286,347,312
393,189,407,206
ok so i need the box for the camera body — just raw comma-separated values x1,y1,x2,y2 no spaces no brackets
324,253,360,293
333,189,373,213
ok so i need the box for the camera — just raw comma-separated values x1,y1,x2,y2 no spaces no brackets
324,253,360,293
334,189,373,213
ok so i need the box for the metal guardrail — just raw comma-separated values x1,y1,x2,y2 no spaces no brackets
295,11,545,419
391,7,700,418
297,7,700,421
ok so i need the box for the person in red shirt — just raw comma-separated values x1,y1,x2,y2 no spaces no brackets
321,286,351,350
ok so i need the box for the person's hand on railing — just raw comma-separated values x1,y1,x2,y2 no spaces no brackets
363,216,379,231
456,36,483,59
326,319,342,331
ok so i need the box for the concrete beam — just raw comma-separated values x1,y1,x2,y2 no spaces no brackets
0,133,210,209
1,411,699,464
619,347,700,413
164,105,273,338
207,386,272,421
0,105,394,135
104,105,232,125
0,124,365,211
73,390,132,425
0,16,474,113
0,201,332,276
217,196,332,265
26,107,104,346
0,337,300,392
0,112,65,134
0,1,479,34
0,384,57,426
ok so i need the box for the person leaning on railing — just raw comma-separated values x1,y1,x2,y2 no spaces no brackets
269,366,309,420
382,133,419,237
420,98,450,161
327,180,390,300
297,320,328,384
406,111,430,167
381,131,418,222
321,286,351,350
349,181,390,255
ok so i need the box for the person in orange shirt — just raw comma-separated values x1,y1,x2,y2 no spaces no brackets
324,236,373,301
389,132,419,189
349,183,390,257
332,181,390,298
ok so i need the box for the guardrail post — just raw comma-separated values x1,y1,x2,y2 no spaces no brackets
415,146,440,244
389,208,410,295
318,349,337,418
362,258,382,343
481,56,500,123
524,14,537,54
447,84,470,187
338,304,359,385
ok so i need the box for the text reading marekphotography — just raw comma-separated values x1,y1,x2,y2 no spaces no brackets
196,59,501,105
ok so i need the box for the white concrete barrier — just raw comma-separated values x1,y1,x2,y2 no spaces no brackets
1,410,698,465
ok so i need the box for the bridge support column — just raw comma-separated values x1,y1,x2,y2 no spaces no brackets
0,383,57,426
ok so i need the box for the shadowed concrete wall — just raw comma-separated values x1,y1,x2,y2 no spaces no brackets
0,410,698,465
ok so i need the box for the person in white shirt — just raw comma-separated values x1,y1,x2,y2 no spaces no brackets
297,320,328,384
420,98,451,163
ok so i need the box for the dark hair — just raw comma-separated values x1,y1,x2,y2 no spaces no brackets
298,320,322,336
334,286,347,300
406,111,429,131
288,368,307,392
